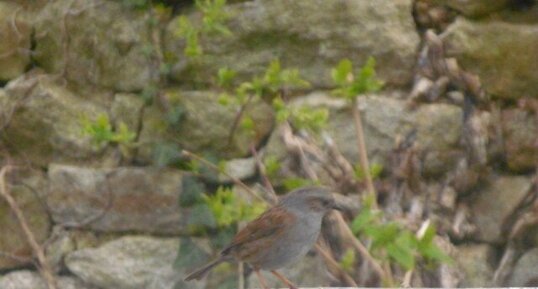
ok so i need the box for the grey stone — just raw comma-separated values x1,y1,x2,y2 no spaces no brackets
0,270,97,289
246,253,329,288
454,244,494,287
138,89,274,160
502,108,537,172
0,73,113,166
431,0,509,17
47,164,185,234
65,236,182,289
0,169,51,270
166,0,419,89
471,175,533,242
33,0,157,92
0,2,31,81
443,17,538,100
508,248,538,286
218,156,257,183
111,93,145,134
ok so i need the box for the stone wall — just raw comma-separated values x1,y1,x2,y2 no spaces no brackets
0,0,536,288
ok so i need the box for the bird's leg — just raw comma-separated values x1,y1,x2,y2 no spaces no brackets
270,270,298,289
254,270,269,289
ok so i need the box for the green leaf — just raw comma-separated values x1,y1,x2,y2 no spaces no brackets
350,207,378,235
331,59,353,86
291,106,329,133
366,222,400,248
112,122,136,144
263,155,281,178
339,249,356,272
387,232,416,270
420,243,452,264
282,177,318,191
217,67,237,88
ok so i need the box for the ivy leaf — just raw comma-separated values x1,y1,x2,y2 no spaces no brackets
188,203,217,228
152,142,182,167
174,237,210,269
180,175,206,207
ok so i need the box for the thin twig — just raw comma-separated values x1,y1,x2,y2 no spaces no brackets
314,243,358,287
351,98,378,209
250,144,278,203
0,166,58,289
334,212,392,284
227,94,254,145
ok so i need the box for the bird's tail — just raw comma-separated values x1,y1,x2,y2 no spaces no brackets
184,257,226,281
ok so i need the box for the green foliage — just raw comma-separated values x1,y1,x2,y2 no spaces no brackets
290,106,329,133
217,67,237,88
282,177,320,191
221,60,310,104
354,163,384,181
174,0,231,58
81,114,136,149
196,0,231,35
152,142,183,167
263,155,281,179
122,0,149,9
273,96,329,133
331,57,384,101
203,187,267,227
176,16,203,57
340,249,356,272
351,204,451,271
217,60,313,137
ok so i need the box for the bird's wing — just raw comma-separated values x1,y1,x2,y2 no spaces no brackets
220,205,294,260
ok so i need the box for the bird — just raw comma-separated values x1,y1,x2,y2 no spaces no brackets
184,186,342,289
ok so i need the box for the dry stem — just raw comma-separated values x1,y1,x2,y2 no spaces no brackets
351,98,378,209
0,166,57,289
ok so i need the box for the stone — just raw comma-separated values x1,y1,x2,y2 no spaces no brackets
454,244,494,287
508,248,538,286
111,93,145,134
47,164,186,234
265,91,463,179
65,236,184,289
0,169,51,270
246,253,329,289
218,156,257,183
0,2,31,81
166,0,419,89
502,108,537,172
470,175,533,243
431,0,509,17
138,89,274,161
33,0,157,92
0,73,113,166
443,17,538,100
0,270,98,289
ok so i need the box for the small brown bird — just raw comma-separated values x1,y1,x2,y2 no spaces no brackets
184,186,341,289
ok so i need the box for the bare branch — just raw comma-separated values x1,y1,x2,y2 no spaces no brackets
0,166,58,289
